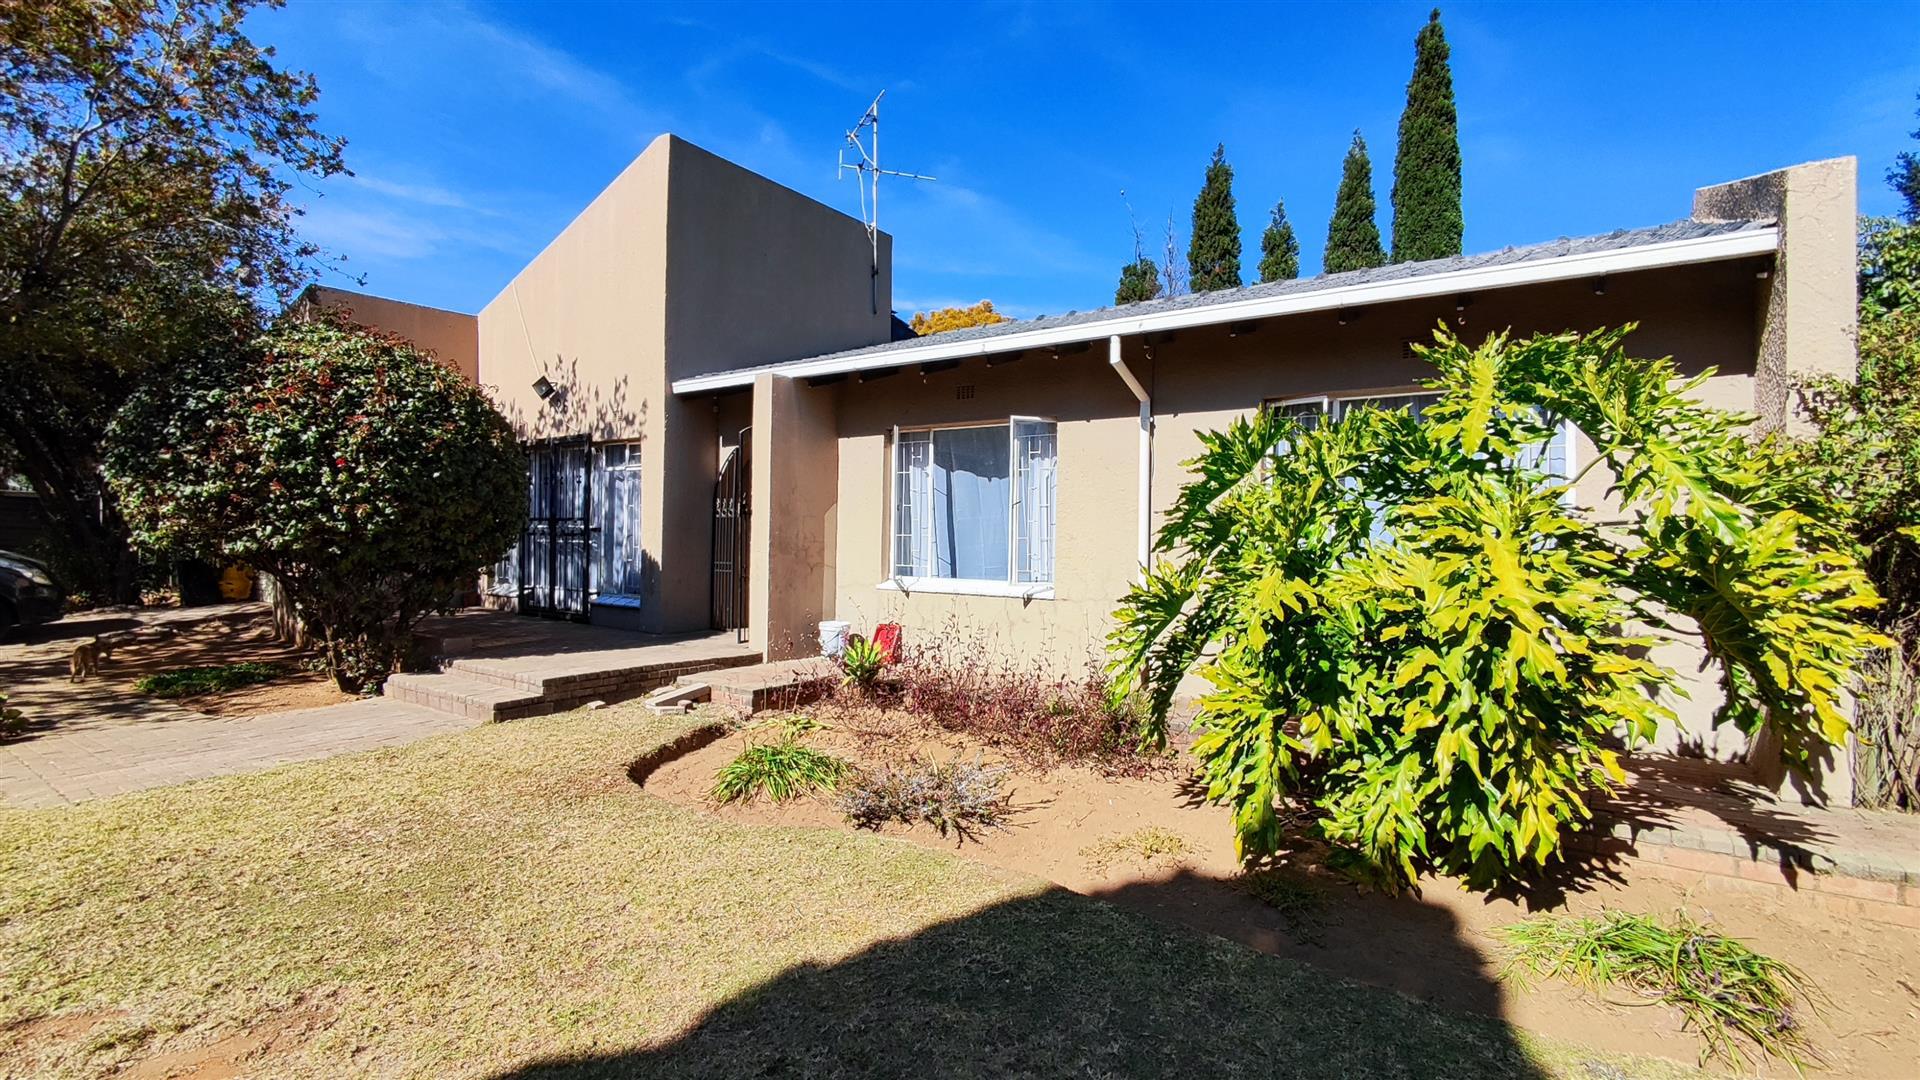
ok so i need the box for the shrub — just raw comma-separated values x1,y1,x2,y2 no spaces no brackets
838,634,887,692
135,662,286,698
0,691,26,738
1502,910,1823,1069
710,739,851,804
1112,326,1885,890
105,314,525,693
838,628,1157,775
837,758,1013,839
1797,218,1920,809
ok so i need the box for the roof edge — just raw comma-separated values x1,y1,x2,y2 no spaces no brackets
672,224,1778,395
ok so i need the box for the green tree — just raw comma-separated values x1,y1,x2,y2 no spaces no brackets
1111,326,1883,890
1890,92,1920,224
1391,9,1464,263
1258,201,1300,282
1115,257,1161,304
1188,144,1242,292
1325,133,1386,273
105,316,525,692
0,0,345,602
1798,219,1920,807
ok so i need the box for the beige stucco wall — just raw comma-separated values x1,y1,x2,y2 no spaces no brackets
301,286,479,382
477,134,891,633
818,259,1766,679
749,375,840,658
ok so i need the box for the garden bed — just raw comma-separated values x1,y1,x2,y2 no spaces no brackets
642,709,1920,1077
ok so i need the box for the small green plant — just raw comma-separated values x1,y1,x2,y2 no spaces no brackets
1235,868,1330,941
837,758,1013,839
134,662,287,699
775,713,826,739
838,634,887,692
710,740,851,804
1502,909,1824,1070
0,691,27,738
1080,826,1191,872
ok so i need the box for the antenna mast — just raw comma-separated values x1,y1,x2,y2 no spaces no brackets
838,90,934,314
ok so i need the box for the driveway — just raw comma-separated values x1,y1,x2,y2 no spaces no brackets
0,604,475,808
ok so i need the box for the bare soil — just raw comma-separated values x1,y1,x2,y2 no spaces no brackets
646,714,1920,1079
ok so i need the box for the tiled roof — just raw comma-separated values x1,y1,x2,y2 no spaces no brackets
681,217,1774,389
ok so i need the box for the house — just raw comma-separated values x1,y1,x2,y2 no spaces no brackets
345,134,1860,790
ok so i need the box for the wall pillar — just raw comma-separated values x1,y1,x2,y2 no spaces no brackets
1695,157,1860,804
748,373,840,659
1692,157,1858,435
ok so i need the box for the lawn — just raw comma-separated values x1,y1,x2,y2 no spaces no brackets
0,707,1696,1079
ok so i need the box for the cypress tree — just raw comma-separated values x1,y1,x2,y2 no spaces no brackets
1115,257,1161,304
1890,92,1920,224
1258,200,1300,282
1188,144,1243,292
1325,132,1386,273
1391,8,1464,262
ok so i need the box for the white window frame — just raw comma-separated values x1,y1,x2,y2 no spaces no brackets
882,417,1057,601
1262,388,1576,494
591,441,645,603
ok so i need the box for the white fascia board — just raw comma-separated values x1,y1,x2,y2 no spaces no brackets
672,228,1778,395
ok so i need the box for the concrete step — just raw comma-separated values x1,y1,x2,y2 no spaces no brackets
643,682,711,715
697,658,838,713
384,671,549,723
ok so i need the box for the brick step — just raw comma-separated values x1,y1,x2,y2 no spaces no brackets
384,671,549,723
689,658,838,712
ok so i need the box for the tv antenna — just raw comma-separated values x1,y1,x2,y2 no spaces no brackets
838,90,934,313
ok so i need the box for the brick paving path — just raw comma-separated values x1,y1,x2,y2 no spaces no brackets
0,697,472,808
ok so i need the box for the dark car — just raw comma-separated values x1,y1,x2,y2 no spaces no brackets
0,549,65,636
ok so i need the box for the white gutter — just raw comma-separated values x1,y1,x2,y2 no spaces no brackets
1109,335,1152,578
671,227,1778,395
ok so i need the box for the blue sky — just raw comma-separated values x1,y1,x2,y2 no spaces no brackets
260,0,1920,320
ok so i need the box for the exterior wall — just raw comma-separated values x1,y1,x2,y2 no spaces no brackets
300,286,479,381
748,375,840,658
476,134,889,634
820,260,1765,676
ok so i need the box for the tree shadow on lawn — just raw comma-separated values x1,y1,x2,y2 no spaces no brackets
492,872,1562,1080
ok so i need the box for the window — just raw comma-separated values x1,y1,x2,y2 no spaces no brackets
892,419,1057,590
593,442,643,599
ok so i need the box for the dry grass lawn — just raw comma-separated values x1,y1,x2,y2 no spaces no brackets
0,707,1697,1079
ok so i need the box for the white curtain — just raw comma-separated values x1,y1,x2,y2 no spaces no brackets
894,421,1053,584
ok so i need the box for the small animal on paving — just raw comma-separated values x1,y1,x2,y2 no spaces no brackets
69,639,102,681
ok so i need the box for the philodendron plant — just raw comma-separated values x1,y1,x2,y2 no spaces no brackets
1110,326,1885,890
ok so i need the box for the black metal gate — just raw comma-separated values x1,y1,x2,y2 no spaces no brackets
711,428,750,636
521,436,592,621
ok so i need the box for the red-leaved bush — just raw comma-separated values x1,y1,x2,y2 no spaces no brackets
826,624,1164,777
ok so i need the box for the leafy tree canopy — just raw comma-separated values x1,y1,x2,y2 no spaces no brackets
0,0,344,600
910,300,1010,335
1390,8,1464,263
1188,144,1242,293
1890,92,1920,224
105,315,525,692
1115,257,1161,305
1258,200,1300,283
1325,132,1386,274
1111,326,1883,890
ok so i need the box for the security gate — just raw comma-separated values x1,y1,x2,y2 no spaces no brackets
711,428,750,636
520,436,592,621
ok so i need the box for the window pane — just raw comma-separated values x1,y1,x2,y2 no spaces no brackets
932,426,1010,581
593,443,643,598
1337,392,1441,420
893,431,932,576
1012,420,1057,584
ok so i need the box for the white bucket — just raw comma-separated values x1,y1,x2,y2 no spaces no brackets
819,620,853,658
